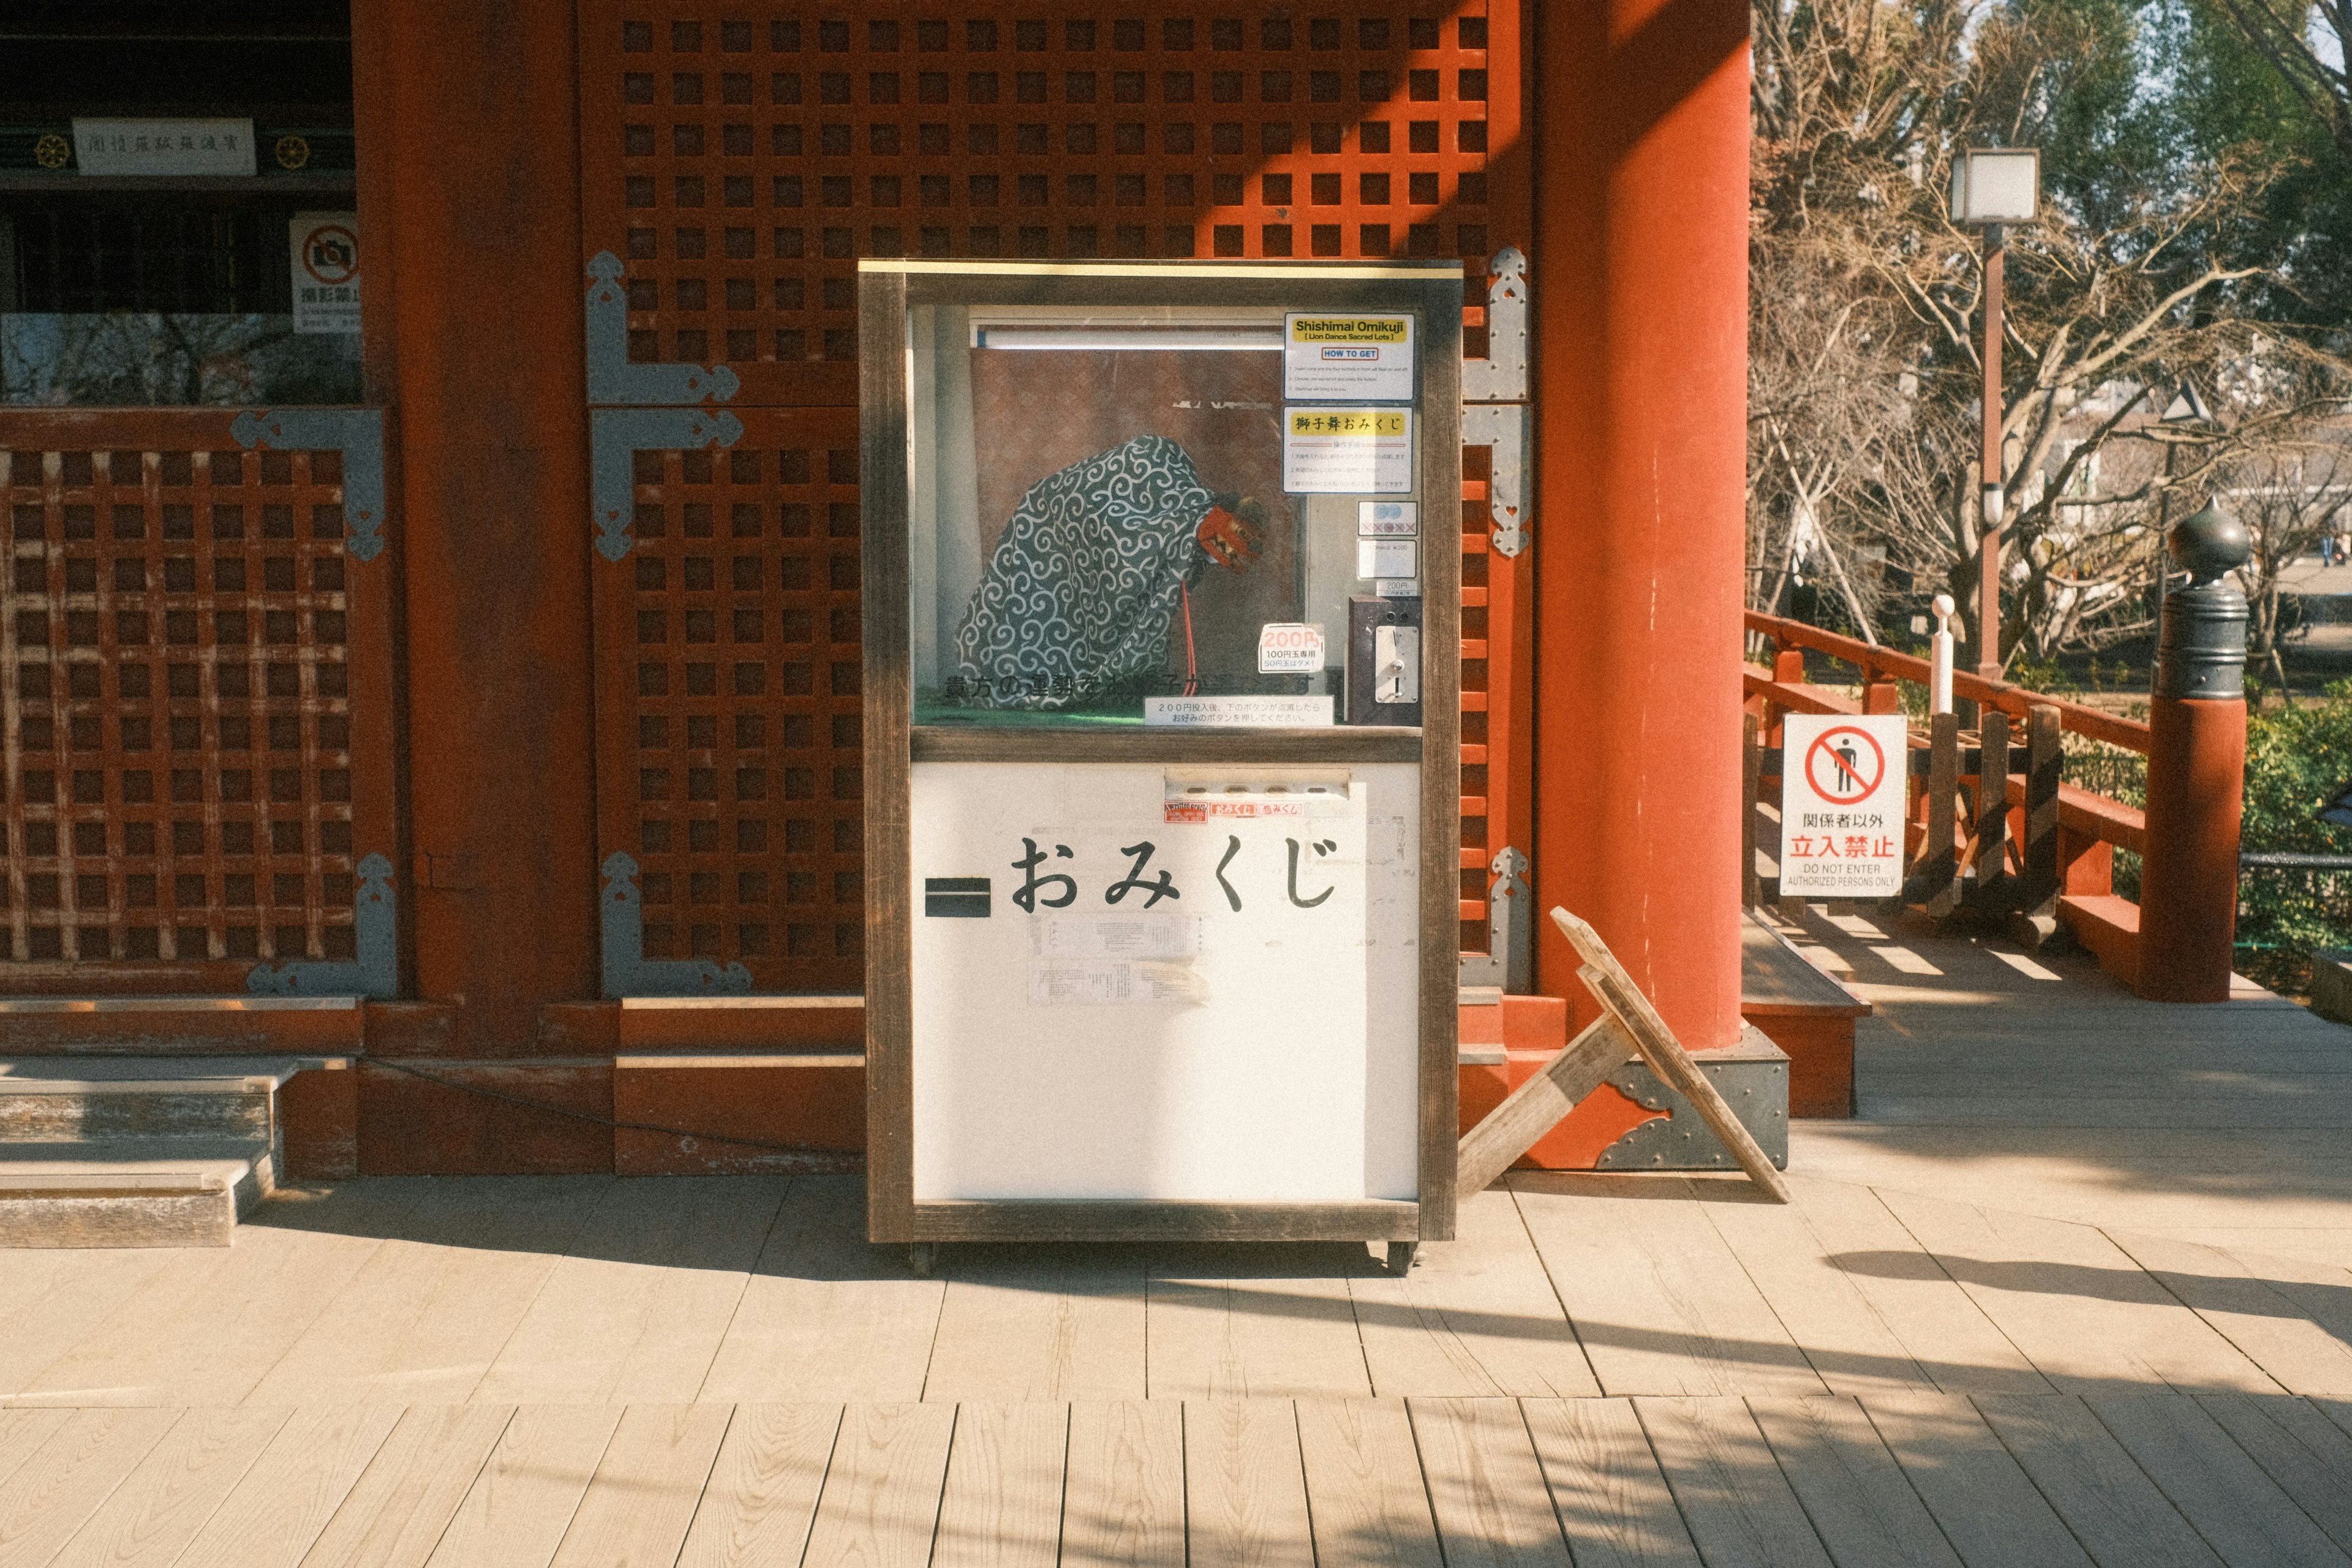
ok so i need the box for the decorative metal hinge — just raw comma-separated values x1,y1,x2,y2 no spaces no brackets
1458,845,1532,993
1461,247,1531,558
586,252,740,407
231,409,388,563
248,853,398,998
589,406,745,561
600,851,753,998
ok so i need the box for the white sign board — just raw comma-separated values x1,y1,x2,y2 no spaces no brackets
1283,312,1415,401
72,118,255,176
910,761,1421,1201
1778,714,1908,897
1359,501,1418,537
1256,622,1325,673
289,213,362,334
1281,408,1413,494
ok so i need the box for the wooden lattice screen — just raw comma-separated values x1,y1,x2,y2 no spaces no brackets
0,413,396,994
580,1,1527,992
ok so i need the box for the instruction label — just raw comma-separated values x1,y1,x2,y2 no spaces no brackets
1256,622,1327,673
1281,408,1413,494
1357,540,1417,579
1359,502,1419,537
1284,312,1415,401
1778,714,1907,897
1144,695,1335,728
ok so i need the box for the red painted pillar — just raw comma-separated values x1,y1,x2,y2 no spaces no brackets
2137,698,2247,1001
1529,0,1751,1046
352,0,600,1044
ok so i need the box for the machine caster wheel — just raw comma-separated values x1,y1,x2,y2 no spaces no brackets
910,1243,940,1277
1386,1242,1419,1276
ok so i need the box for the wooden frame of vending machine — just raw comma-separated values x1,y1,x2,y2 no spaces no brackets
861,258,1461,1270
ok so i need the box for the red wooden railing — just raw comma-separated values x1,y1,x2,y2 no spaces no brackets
1743,610,2151,980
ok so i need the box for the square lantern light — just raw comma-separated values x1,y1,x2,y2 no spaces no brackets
1949,148,2041,225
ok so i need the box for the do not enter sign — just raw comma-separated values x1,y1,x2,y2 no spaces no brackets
1779,713,1907,897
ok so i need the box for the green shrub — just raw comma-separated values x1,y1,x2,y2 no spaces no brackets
2234,680,2352,994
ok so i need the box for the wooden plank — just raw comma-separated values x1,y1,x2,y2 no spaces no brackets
1746,1396,1962,1568
0,1251,177,1399
249,1178,609,1404
1183,1400,1314,1567
1551,907,1790,1202
908,727,1423,764
0,1412,74,1496
11,1197,396,1406
1631,1396,1834,1567
545,1404,731,1568
421,1405,623,1568
1410,1397,1570,1567
1293,1398,1444,1567
1147,1245,1377,1400
1352,1189,1600,1398
1873,1189,2280,1395
1921,713,1959,915
930,1404,1067,1568
1697,1182,1938,1397
2019,706,2062,914
1519,1396,1700,1568
172,1404,404,1568
1857,1393,2095,1568
1512,1175,1826,1398
799,1403,956,1568
1060,1401,1184,1568
859,262,915,1246
48,1406,292,1568
910,1200,1419,1243
0,1408,181,1568
2189,1392,2352,1556
674,1404,842,1568
699,1176,946,1403
2103,1232,2352,1401
475,1177,786,1404
1761,1182,2050,1396
1457,1016,1634,1198
1972,1395,2222,1568
293,1406,516,1568
921,1248,1146,1403
1975,710,2011,908
1744,711,1763,909
2085,1391,2352,1568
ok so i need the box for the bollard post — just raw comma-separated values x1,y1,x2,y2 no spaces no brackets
2138,502,2250,1003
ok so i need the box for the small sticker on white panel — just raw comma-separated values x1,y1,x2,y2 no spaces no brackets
1256,622,1326,673
1357,538,1417,579
1358,501,1419,536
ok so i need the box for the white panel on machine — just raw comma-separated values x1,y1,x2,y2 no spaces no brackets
911,760,1420,1202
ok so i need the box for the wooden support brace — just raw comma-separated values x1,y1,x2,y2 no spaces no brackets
1455,1012,1637,1196
2018,703,2062,917
1550,907,1795,1203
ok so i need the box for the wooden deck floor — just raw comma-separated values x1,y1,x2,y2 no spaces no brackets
1,919,2350,1565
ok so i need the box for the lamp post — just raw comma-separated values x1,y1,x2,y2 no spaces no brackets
1950,147,2041,683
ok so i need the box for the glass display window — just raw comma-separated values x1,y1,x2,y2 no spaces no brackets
881,262,1457,730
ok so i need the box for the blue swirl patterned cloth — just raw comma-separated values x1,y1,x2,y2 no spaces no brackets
951,434,1213,710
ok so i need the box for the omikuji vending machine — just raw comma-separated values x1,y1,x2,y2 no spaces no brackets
859,258,1461,1272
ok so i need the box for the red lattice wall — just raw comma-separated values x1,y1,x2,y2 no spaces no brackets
580,1,1529,988
0,413,396,994
595,407,866,990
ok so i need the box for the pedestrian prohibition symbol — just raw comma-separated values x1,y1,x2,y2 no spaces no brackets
1804,725,1885,805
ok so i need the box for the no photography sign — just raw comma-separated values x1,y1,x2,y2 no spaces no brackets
1779,713,1907,897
